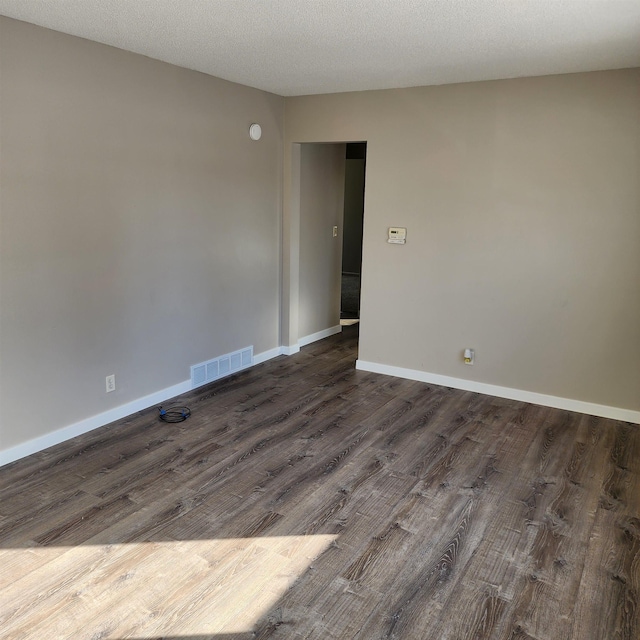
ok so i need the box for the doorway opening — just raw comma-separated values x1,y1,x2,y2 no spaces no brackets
340,143,367,326
286,140,367,354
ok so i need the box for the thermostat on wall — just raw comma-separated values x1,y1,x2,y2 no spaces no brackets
388,227,407,244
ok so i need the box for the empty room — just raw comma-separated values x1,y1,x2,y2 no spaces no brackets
0,2,639,639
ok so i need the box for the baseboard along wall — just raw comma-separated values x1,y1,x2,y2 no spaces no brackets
0,326,344,468
298,325,342,347
356,359,640,425
12,327,628,468
0,345,285,468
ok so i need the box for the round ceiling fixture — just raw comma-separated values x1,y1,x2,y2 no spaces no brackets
249,123,262,141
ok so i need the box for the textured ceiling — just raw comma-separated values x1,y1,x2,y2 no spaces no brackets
1,1,639,96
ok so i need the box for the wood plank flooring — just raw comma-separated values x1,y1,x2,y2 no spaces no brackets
0,325,638,640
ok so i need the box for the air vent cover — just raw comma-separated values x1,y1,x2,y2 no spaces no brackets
192,364,206,387
191,345,254,388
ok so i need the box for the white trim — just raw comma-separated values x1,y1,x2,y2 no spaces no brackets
281,344,301,356
0,379,191,468
356,360,640,425
298,325,342,347
280,325,342,355
0,344,289,468
253,346,284,365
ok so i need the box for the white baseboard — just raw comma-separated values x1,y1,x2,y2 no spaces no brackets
279,325,343,357
298,325,342,347
356,360,640,425
253,346,284,365
0,345,286,469
281,344,301,356
0,379,191,469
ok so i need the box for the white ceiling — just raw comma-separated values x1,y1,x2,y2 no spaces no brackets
1,1,639,96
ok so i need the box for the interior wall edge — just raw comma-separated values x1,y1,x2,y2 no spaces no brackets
0,346,286,469
356,359,640,425
284,69,640,413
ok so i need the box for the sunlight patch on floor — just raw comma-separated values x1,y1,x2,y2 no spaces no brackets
0,534,337,638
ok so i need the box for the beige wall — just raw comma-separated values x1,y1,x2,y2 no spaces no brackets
284,70,640,412
0,17,284,451
298,144,345,338
1,16,637,461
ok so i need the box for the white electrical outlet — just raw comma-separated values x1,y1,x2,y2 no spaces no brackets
106,374,116,393
463,349,475,365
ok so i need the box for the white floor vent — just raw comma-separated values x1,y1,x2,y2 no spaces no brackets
191,346,253,388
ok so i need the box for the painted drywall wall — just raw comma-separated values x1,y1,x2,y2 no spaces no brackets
284,69,640,413
0,17,284,452
298,144,345,338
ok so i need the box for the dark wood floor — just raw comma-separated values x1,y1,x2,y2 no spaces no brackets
0,325,638,640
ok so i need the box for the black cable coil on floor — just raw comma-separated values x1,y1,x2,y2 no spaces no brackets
158,405,191,423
